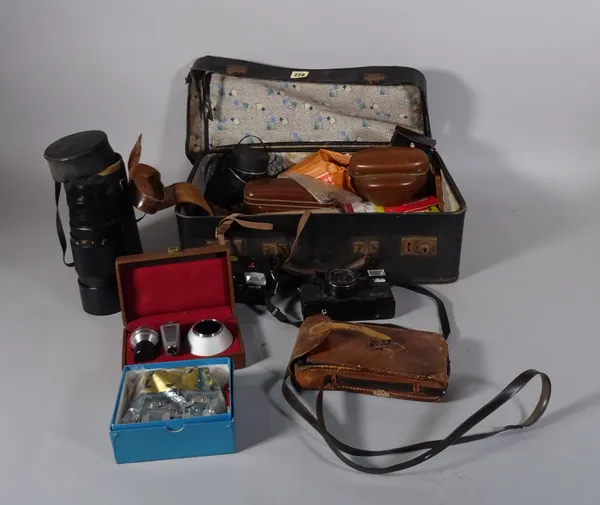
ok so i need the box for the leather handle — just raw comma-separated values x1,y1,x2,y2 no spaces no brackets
280,210,369,277
282,369,551,474
215,213,274,245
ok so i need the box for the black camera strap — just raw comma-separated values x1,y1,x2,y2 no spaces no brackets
55,182,74,268
266,280,451,340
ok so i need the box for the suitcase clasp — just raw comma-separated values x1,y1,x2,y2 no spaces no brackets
227,64,247,76
401,237,438,256
364,72,385,84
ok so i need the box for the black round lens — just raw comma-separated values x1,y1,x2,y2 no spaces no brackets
193,320,223,336
325,269,358,299
134,340,158,363
327,269,357,289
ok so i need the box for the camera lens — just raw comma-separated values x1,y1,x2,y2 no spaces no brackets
130,327,160,363
44,131,143,316
326,269,358,298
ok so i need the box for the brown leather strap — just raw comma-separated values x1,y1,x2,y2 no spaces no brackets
308,320,392,344
215,213,274,245
127,134,214,216
281,210,368,276
281,368,551,474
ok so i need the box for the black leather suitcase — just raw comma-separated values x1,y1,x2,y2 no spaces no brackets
176,56,466,284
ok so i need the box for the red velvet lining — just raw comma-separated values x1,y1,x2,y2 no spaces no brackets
120,256,230,322
124,306,241,366
119,253,241,367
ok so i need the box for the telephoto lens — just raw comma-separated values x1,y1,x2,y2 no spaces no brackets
44,131,143,315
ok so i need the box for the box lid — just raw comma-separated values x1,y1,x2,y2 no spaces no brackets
115,245,235,326
185,55,431,162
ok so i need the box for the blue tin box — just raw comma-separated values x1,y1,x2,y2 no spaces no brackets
110,357,235,464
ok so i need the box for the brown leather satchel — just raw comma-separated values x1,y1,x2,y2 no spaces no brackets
281,285,552,474
243,178,337,214
288,315,449,400
347,146,430,207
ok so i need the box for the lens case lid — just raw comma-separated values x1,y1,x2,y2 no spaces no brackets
226,146,269,179
44,130,119,183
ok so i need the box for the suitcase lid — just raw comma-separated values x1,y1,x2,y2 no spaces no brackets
115,244,236,326
185,56,431,163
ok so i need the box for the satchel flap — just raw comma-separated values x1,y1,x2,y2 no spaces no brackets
186,56,430,161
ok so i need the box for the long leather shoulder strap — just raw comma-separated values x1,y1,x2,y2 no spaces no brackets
281,368,551,474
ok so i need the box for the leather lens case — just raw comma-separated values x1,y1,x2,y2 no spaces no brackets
243,178,335,214
347,147,430,207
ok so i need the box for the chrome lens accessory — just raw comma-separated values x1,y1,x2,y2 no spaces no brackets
160,322,181,356
187,319,234,357
130,327,160,363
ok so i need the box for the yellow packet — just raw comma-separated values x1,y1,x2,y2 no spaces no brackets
141,368,199,394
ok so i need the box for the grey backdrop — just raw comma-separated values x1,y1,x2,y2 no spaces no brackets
1,1,599,504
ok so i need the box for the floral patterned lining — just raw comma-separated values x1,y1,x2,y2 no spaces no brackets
204,75,424,148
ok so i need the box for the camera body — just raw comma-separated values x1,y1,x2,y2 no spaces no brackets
300,268,395,321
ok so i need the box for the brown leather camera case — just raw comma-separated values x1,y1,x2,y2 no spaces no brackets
243,178,336,214
347,147,430,207
287,315,449,400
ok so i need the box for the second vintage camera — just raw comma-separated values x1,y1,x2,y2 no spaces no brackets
300,268,395,321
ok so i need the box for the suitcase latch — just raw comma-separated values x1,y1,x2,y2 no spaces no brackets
401,237,438,256
227,64,247,76
364,72,385,84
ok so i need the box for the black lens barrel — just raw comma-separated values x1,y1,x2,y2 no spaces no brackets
44,131,142,316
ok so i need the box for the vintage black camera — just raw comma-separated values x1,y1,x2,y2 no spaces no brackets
300,268,395,321
44,130,142,316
